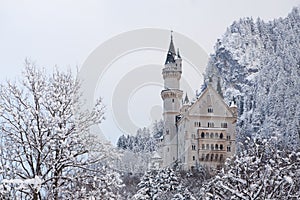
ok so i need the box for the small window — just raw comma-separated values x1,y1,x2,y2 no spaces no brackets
201,132,205,138
220,144,223,150
210,132,214,138
220,154,223,162
192,145,196,151
211,154,214,161
215,132,218,138
227,146,231,152
206,144,209,150
221,123,228,128
215,144,219,150
206,132,209,138
172,99,174,103
192,156,195,161
208,122,214,128
202,144,205,149
208,106,213,113
206,154,209,161
220,133,223,139
211,144,214,150
215,154,219,161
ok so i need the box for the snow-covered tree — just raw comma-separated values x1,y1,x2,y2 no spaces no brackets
0,61,122,199
201,138,300,199
132,168,195,200
205,7,300,150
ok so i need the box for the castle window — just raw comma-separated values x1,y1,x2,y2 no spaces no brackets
206,154,209,161
215,133,218,138
211,144,214,150
215,144,219,150
227,146,231,152
206,132,209,138
220,133,223,139
201,132,205,138
206,144,209,150
201,154,205,161
215,154,219,161
202,144,205,149
194,122,201,127
227,135,231,140
172,99,174,103
192,145,196,151
211,154,214,161
220,154,223,162
208,107,213,113
208,122,214,128
210,132,214,138
221,123,228,128
192,156,195,161
220,144,223,150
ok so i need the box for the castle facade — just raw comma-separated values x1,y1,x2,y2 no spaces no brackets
158,35,237,170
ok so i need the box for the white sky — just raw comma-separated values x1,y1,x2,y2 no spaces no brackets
0,0,299,143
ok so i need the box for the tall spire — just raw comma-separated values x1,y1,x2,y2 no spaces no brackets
165,30,176,64
183,92,189,104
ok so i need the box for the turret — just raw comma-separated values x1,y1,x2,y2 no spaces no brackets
161,32,183,167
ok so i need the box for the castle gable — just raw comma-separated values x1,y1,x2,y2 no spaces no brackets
188,85,234,118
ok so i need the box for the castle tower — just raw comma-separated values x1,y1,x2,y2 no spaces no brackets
161,33,183,167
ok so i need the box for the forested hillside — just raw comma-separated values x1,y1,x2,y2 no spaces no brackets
205,8,300,150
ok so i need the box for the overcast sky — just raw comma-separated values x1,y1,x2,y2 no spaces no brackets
0,0,299,143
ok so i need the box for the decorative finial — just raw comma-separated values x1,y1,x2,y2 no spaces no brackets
171,30,173,40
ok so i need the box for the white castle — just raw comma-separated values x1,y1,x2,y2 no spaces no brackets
151,34,237,170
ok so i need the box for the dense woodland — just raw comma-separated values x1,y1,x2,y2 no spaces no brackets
0,7,299,200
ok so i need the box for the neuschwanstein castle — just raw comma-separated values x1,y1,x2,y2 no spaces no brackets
151,35,237,170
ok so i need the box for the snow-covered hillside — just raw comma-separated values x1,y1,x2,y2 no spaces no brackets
205,8,300,150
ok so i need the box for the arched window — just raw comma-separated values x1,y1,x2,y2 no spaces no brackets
206,154,209,161
215,144,219,150
201,154,205,161
211,154,214,161
202,144,205,149
201,132,205,138
206,132,209,138
210,132,214,138
220,133,223,139
211,144,214,150
215,132,218,138
215,154,219,161
206,144,209,150
220,144,223,150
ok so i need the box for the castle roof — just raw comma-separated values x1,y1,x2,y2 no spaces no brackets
165,32,177,64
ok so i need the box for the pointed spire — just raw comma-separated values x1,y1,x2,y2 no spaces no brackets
183,93,189,104
165,30,176,64
169,30,176,56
